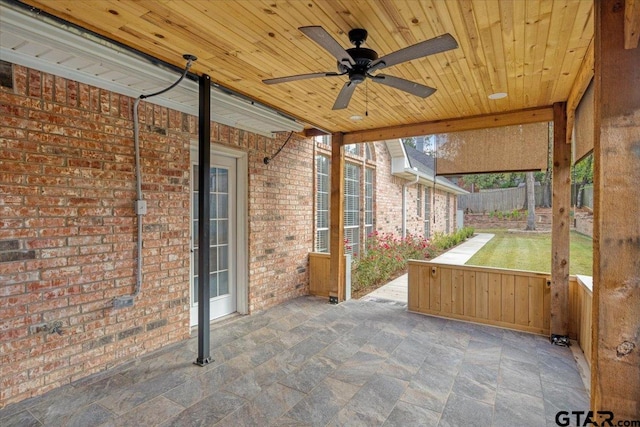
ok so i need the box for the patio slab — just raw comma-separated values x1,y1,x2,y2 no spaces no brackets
0,295,589,426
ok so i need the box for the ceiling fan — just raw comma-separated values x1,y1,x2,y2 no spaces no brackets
263,26,458,110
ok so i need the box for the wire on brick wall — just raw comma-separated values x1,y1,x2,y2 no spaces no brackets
264,131,294,164
116,54,196,307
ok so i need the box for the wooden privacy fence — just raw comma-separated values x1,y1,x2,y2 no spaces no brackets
308,253,351,298
408,261,551,335
570,275,593,366
457,186,544,213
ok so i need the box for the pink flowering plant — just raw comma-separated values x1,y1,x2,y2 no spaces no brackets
351,227,475,295
351,231,435,293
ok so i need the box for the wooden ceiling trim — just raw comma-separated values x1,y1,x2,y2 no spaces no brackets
435,0,491,115
211,2,346,128
21,0,595,134
343,106,554,144
419,1,476,118
486,1,509,99
477,1,505,97
251,1,341,71
625,0,640,49
199,1,337,85
418,2,474,118
566,38,595,144
529,0,553,109
548,1,593,104
522,0,542,108
539,0,577,106
498,0,520,112
378,0,462,122
378,1,454,118
507,1,527,110
176,2,286,66
459,0,493,109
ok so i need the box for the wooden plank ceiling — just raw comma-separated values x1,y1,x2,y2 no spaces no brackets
20,0,594,135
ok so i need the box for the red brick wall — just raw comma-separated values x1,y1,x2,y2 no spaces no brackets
248,136,313,312
372,142,458,239
372,142,405,236
0,64,313,406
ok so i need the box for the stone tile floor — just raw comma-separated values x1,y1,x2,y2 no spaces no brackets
0,296,589,427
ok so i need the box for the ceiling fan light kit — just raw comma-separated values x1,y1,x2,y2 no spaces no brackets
263,26,458,110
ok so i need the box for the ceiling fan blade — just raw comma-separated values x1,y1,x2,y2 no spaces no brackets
299,26,356,67
263,72,342,85
332,81,357,110
370,74,436,98
368,33,458,72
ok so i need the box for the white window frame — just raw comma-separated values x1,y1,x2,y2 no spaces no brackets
344,162,361,257
424,186,431,238
364,167,374,244
315,154,330,252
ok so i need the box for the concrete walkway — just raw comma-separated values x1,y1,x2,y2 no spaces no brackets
364,233,494,303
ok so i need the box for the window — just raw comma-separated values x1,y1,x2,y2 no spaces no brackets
313,143,376,256
344,163,360,256
365,144,372,161
365,168,374,242
315,155,330,252
344,144,359,156
417,184,422,216
424,187,431,238
314,135,331,146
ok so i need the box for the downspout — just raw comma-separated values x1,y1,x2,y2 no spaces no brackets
113,54,197,309
402,168,420,238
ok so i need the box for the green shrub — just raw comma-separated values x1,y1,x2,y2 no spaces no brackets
431,227,475,251
351,232,436,293
351,227,475,295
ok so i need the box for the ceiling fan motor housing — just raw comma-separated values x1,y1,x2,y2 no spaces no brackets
339,47,378,83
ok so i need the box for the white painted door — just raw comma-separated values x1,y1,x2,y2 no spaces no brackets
190,155,237,325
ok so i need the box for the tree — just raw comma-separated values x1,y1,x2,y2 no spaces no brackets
574,153,594,208
402,137,416,149
525,171,536,230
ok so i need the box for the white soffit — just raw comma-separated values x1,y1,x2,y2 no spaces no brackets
0,4,303,138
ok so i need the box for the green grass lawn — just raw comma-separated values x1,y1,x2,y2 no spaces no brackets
466,229,593,275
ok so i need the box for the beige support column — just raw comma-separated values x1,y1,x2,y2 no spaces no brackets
329,133,345,302
550,102,571,337
592,0,640,417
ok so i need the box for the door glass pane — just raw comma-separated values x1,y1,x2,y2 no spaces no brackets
192,164,232,308
209,273,218,298
193,275,199,303
218,169,228,192
210,171,216,192
219,246,228,270
209,197,217,219
219,271,229,296
218,194,228,218
218,220,228,244
210,220,217,244
209,247,217,272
